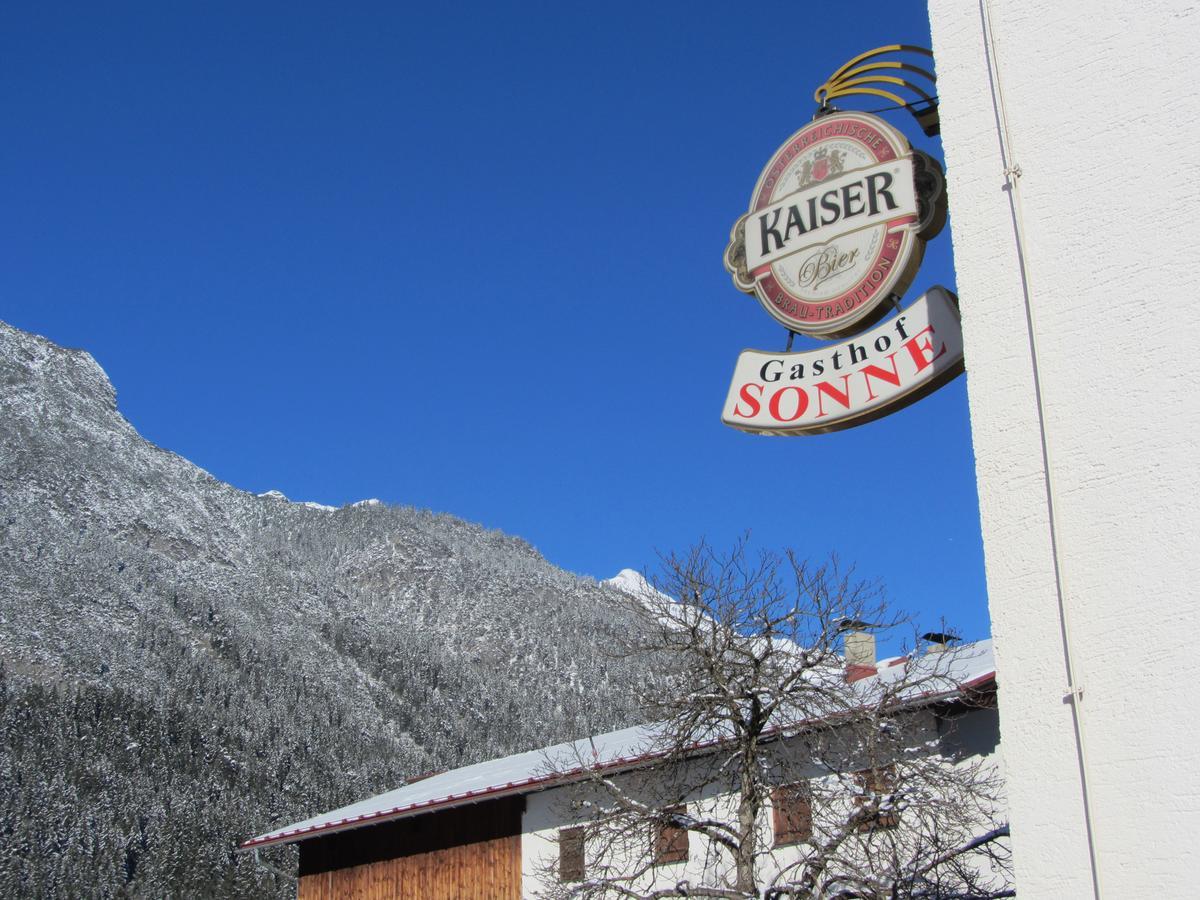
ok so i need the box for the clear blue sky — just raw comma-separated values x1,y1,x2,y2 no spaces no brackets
1,1,991,643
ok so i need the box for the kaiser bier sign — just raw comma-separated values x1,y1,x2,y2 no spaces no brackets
725,111,944,338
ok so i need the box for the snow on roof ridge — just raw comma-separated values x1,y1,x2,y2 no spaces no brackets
241,641,996,852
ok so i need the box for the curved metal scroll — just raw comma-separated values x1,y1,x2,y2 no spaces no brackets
813,45,940,136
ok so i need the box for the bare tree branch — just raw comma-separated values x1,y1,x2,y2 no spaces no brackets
534,541,1011,900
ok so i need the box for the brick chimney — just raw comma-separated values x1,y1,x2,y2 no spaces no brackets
844,630,877,682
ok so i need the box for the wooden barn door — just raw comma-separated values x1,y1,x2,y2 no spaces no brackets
296,796,523,899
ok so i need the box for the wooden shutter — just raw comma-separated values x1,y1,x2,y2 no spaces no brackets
772,783,813,845
559,826,585,883
653,805,689,865
854,765,899,830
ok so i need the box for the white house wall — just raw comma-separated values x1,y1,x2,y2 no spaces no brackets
519,707,1004,896
926,2,1200,897
521,775,754,897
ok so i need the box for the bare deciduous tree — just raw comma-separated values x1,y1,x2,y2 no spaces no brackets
537,540,1012,899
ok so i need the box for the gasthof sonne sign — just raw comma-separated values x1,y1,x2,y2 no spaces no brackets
721,287,963,436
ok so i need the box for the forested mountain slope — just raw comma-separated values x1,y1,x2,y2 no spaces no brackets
0,321,660,897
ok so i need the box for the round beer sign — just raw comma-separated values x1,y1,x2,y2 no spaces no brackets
724,111,943,338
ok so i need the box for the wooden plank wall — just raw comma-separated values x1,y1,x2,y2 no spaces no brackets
295,796,523,899
297,833,520,899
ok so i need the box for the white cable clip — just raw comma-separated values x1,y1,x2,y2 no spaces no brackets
1063,684,1084,703
1004,163,1023,179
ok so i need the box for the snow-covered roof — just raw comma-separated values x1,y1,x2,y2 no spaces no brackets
240,640,995,851
241,722,660,850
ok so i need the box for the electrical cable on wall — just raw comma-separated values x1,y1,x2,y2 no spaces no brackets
977,2,1104,897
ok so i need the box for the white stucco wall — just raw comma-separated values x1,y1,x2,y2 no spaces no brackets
519,707,1004,896
521,777,759,896
926,2,1200,896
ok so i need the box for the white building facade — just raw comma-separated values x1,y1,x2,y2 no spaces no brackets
926,2,1200,897
244,644,1002,897
521,693,1005,896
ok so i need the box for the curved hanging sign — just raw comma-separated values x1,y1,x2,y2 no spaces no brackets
725,110,945,339
721,287,963,436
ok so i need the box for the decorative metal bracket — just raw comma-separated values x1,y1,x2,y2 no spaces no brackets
813,45,940,136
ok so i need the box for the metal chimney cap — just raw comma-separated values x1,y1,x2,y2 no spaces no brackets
921,631,961,644
836,617,881,632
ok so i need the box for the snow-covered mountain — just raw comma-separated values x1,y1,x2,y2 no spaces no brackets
605,567,667,602
604,567,808,658
0,321,662,897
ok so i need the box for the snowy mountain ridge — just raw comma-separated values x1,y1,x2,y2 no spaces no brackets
604,567,808,658
257,489,373,512
0,320,664,898
604,567,671,603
